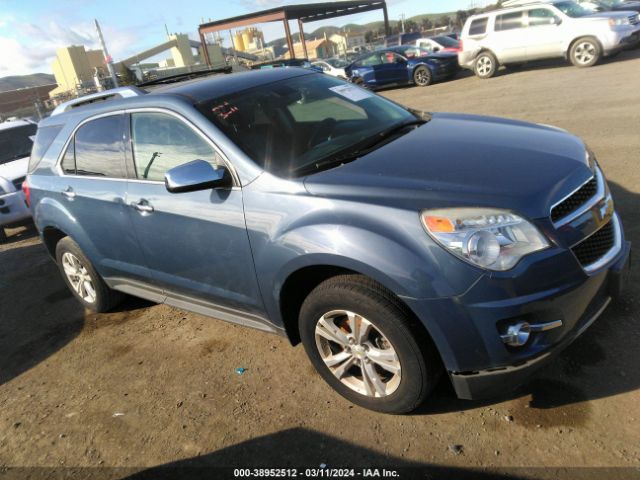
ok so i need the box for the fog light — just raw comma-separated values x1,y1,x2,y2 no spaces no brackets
501,321,531,347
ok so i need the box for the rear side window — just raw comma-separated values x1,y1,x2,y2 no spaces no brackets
73,115,126,178
29,125,62,172
495,11,525,31
468,17,488,35
61,139,76,175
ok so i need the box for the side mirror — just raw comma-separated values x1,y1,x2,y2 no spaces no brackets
433,46,440,52
165,159,232,193
554,16,562,25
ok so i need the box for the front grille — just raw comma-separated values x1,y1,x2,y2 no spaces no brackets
551,176,597,223
571,221,615,267
629,15,639,26
12,176,26,191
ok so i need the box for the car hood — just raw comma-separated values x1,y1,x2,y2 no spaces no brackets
303,113,592,220
0,156,28,182
584,10,638,19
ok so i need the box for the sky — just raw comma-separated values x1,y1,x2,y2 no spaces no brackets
0,0,492,77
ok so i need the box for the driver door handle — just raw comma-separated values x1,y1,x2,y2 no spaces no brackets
61,187,76,199
131,200,154,214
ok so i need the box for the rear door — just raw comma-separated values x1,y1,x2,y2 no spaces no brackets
491,10,528,63
375,52,408,85
53,114,149,282
124,110,265,316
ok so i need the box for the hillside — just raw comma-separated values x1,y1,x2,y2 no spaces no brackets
0,73,56,93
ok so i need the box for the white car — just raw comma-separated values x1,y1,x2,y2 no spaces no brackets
0,119,37,242
312,59,348,79
460,0,640,78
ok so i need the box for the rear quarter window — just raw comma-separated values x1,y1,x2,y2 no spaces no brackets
468,17,489,35
28,125,63,173
73,115,126,178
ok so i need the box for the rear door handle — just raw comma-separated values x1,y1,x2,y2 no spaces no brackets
131,200,154,214
62,187,76,199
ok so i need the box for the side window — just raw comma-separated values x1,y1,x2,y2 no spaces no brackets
130,112,223,182
74,115,126,178
495,11,525,31
29,125,62,172
528,8,557,27
61,139,76,175
360,53,382,67
468,17,488,35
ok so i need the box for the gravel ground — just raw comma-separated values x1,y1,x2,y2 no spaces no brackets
1,50,639,479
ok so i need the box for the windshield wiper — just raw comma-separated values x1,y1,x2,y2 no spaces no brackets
291,118,426,177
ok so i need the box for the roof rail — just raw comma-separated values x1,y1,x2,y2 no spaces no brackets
50,86,147,117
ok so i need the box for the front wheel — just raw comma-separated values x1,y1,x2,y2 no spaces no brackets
474,52,498,78
413,66,433,87
55,237,124,312
570,38,601,67
299,275,442,414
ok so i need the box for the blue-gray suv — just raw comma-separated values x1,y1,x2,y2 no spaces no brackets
26,68,630,413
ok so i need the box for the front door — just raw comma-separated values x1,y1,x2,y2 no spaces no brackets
524,8,565,60
124,111,265,316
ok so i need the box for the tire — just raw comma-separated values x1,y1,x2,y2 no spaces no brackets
474,51,498,78
413,65,433,87
569,37,601,68
299,275,442,414
0,228,7,244
55,237,124,312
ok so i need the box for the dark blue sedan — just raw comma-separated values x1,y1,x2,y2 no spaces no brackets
345,45,459,89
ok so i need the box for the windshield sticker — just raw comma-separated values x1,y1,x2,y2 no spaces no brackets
329,85,373,102
211,101,239,120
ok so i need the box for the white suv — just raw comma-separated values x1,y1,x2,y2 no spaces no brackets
0,119,37,242
459,0,640,78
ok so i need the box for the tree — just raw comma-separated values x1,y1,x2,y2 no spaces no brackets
436,15,452,28
455,10,469,28
404,20,419,32
421,17,433,32
364,30,375,43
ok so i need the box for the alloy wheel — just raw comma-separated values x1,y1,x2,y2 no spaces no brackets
476,56,493,76
574,42,596,65
314,310,401,398
415,68,431,86
62,252,97,303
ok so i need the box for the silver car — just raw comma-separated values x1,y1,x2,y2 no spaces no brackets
459,0,640,78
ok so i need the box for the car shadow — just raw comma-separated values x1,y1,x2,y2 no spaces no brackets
1,221,38,245
414,180,638,416
123,428,528,480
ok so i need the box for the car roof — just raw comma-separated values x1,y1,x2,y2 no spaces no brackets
0,119,35,131
39,68,316,128
150,67,314,102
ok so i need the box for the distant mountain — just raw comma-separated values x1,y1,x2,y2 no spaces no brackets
0,73,56,93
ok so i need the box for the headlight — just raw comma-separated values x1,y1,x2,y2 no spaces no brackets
421,208,549,271
609,17,629,26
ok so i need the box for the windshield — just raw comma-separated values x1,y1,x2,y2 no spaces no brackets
0,123,37,165
432,36,460,48
198,74,416,177
326,58,348,68
395,46,432,58
598,0,626,7
553,1,592,17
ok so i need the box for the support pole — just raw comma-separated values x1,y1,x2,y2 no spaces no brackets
200,31,211,67
94,19,119,88
283,18,294,59
298,19,308,60
382,4,390,37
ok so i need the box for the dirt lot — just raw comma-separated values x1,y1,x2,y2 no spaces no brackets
1,51,639,479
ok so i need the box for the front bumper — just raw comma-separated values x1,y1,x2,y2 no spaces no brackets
602,26,640,53
450,241,630,399
403,217,631,400
0,190,31,227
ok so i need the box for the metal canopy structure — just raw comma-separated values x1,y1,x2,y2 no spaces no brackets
198,1,389,65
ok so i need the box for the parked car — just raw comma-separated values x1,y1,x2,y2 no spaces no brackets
384,32,423,47
460,0,640,78
416,35,462,53
345,46,459,88
311,58,349,79
0,119,37,242
577,0,640,13
27,70,630,413
250,58,322,72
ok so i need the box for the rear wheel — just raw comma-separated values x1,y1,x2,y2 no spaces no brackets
55,237,124,312
413,66,433,87
474,51,498,78
299,275,442,414
570,38,601,67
